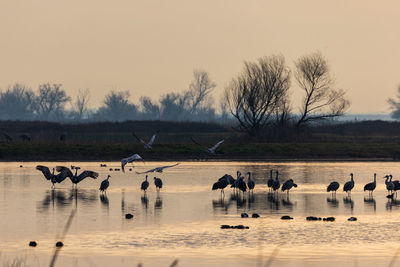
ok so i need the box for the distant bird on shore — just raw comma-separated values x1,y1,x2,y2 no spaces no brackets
190,137,225,154
36,165,71,188
132,131,158,150
135,163,179,174
154,177,163,191
327,181,340,195
281,179,297,195
272,171,280,192
2,132,12,142
121,154,144,172
56,166,98,188
247,172,255,192
364,173,377,196
343,173,355,195
267,170,274,192
100,175,111,193
141,175,149,193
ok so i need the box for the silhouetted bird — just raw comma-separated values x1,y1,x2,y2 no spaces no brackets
385,175,394,194
267,170,274,191
364,173,376,195
99,175,111,193
231,171,241,191
238,176,247,193
247,172,255,192
121,154,143,172
212,175,230,195
141,175,149,193
36,165,71,188
135,163,179,174
154,177,163,191
327,181,340,195
272,171,280,192
56,166,98,188
218,174,235,185
281,179,298,195
343,173,355,195
190,137,225,154
132,131,158,150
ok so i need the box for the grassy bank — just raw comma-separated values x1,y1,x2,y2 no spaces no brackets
1,142,400,161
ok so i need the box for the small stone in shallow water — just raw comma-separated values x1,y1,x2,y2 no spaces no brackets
20,165,23,168
125,213,134,219
323,217,335,222
29,241,37,247
55,241,63,247
348,217,357,221
241,213,249,218
281,215,293,220
221,225,231,229
306,216,320,221
129,168,132,171
252,213,260,218
109,168,113,171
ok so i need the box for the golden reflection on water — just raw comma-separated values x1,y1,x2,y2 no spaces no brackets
2,161,400,266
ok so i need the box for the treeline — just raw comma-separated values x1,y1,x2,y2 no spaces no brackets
1,51,363,142
0,70,232,123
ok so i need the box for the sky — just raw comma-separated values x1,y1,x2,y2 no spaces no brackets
0,0,399,113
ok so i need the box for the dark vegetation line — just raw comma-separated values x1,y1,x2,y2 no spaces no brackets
1,120,400,161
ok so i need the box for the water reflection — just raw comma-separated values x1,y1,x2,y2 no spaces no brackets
282,195,295,209
37,189,97,212
386,198,400,210
141,195,149,211
327,196,339,208
364,196,376,211
155,195,163,209
343,196,354,211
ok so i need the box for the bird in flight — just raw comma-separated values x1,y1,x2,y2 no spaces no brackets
56,166,98,187
121,153,144,172
132,131,158,150
190,137,225,154
135,163,179,174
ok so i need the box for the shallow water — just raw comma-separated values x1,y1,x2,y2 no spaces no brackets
1,161,400,266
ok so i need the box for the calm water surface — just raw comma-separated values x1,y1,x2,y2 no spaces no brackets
1,161,400,266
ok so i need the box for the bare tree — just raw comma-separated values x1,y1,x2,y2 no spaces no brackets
388,85,400,119
185,69,216,114
295,52,350,126
33,83,71,120
224,55,291,136
71,89,90,120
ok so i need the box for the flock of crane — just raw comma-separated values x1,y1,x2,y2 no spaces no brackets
212,171,400,199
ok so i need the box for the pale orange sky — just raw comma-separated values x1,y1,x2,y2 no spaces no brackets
0,0,399,113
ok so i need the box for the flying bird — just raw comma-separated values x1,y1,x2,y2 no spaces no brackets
132,131,158,150
100,175,111,193
190,137,225,154
135,163,179,174
56,166,99,188
121,153,144,172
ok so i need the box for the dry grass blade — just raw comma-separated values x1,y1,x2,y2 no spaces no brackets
264,246,279,267
388,247,400,267
169,259,179,267
49,209,76,267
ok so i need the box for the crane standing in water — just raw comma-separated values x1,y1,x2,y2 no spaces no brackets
154,177,163,192
364,173,377,196
56,166,98,188
343,173,355,195
247,172,255,193
327,181,340,196
141,175,149,194
99,175,111,193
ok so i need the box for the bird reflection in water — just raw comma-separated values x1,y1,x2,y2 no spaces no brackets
230,192,246,209
364,196,376,211
38,188,96,211
343,196,354,211
100,194,109,207
141,194,149,211
267,192,280,210
212,195,231,213
155,195,163,209
247,193,255,209
327,196,339,208
386,198,400,210
282,195,295,209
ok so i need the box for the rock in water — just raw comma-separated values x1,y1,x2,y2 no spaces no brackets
29,241,37,247
281,215,293,220
56,241,64,247
125,213,134,219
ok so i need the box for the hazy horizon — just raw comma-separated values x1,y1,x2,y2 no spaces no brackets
0,0,399,113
